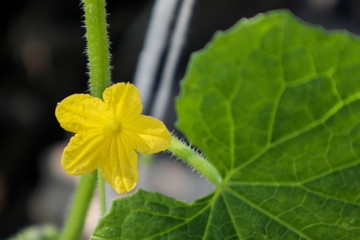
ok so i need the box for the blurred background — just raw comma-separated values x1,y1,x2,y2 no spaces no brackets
1,0,360,238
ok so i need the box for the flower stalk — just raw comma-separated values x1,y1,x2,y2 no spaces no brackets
59,171,97,240
97,169,106,216
83,0,111,218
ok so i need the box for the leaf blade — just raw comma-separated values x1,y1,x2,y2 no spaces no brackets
92,10,360,239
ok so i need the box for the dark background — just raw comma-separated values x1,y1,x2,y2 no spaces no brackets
1,0,359,238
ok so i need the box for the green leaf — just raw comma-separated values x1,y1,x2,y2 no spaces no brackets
92,10,360,239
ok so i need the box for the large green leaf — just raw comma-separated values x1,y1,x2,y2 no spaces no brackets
92,10,360,239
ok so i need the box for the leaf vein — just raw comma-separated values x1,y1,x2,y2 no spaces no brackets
232,92,360,178
222,192,244,240
226,188,312,240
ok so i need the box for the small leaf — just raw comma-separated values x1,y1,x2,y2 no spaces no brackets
92,10,360,239
8,224,59,240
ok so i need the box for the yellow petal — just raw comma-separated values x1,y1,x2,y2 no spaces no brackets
123,115,171,154
100,138,138,193
55,94,110,133
102,82,142,120
62,132,104,175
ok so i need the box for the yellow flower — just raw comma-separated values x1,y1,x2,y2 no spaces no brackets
55,82,171,193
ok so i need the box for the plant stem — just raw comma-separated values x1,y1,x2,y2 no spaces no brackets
83,0,111,99
168,135,222,186
59,171,97,240
59,0,111,239
97,169,106,216
83,0,111,217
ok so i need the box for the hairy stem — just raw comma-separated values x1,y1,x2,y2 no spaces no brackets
83,0,110,217
60,0,111,239
168,135,222,186
83,0,111,99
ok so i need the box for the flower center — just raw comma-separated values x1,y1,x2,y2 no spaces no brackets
107,119,122,133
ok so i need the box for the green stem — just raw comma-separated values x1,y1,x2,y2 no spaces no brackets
59,171,97,240
168,135,222,186
83,0,111,98
97,169,106,216
83,0,111,218
59,0,111,239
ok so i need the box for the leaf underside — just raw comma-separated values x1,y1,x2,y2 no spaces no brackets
92,10,360,240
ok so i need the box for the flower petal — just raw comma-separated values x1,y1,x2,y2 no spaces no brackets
55,94,110,133
100,138,138,193
102,82,142,120
123,115,171,154
61,132,104,175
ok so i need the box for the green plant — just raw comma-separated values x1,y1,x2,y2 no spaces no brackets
12,1,360,239
91,10,360,239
